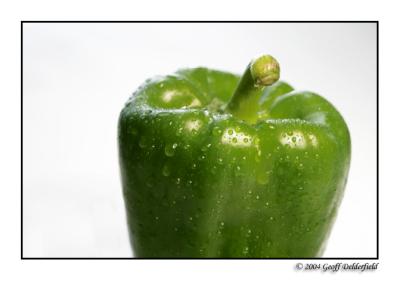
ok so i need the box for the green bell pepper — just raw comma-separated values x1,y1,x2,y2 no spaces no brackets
118,55,351,258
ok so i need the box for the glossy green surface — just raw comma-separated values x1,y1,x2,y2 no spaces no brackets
118,58,351,258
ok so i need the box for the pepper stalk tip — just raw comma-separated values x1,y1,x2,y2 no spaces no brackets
250,55,280,86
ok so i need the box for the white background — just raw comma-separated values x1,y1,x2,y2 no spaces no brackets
2,0,399,280
22,23,377,258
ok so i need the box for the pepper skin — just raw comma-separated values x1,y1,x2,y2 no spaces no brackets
118,55,351,258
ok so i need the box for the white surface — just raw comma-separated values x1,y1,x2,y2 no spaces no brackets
23,22,377,258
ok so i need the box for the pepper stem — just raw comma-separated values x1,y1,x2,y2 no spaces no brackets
226,55,280,123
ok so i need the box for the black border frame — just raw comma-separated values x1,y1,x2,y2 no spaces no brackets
21,21,379,260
